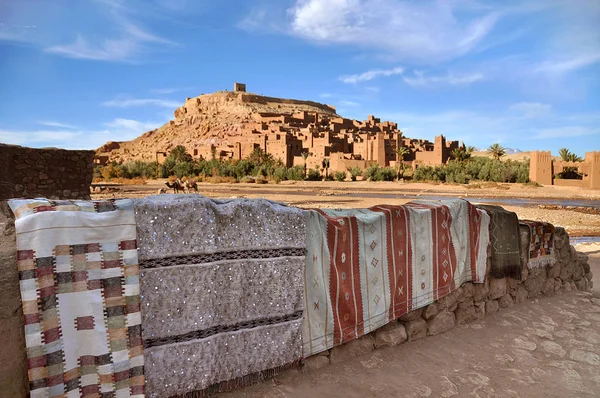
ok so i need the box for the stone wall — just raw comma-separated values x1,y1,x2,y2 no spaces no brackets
0,144,94,200
0,202,27,397
0,201,593,395
303,226,593,371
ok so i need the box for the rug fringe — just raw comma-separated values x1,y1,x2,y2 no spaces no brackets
527,256,556,269
176,360,302,398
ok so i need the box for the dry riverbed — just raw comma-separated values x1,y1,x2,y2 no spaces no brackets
91,180,600,237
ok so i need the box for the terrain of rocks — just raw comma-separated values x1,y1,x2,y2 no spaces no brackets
97,91,338,163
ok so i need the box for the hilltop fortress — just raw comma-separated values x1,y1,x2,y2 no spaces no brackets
96,83,461,172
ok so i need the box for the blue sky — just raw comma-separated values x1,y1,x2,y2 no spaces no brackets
1,0,599,156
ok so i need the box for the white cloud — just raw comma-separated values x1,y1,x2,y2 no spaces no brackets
534,52,600,76
37,121,78,129
288,0,500,63
101,96,180,108
105,118,160,133
403,71,485,87
533,126,600,139
338,100,359,107
0,118,163,150
340,66,404,84
0,23,37,42
45,1,176,61
150,87,193,95
508,102,552,118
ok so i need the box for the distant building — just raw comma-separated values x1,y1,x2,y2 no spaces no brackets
530,151,600,189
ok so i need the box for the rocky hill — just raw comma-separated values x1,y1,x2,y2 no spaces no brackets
97,90,339,163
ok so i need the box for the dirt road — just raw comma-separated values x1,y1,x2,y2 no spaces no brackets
222,252,600,398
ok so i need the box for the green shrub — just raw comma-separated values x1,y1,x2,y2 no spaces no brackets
306,169,322,181
376,167,396,181
349,167,362,181
334,171,346,182
273,166,288,183
286,165,305,181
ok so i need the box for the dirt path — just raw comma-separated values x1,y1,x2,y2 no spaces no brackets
222,271,600,397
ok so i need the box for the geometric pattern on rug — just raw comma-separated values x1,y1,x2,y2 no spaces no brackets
9,198,144,398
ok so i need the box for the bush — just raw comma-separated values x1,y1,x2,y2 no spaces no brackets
413,157,530,184
286,165,306,181
349,167,362,181
363,164,379,181
306,169,322,181
334,171,346,182
239,176,255,183
172,162,193,179
376,167,396,182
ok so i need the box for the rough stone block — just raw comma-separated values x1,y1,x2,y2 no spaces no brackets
524,268,546,297
498,294,514,309
462,282,474,299
404,318,427,341
542,279,555,296
562,282,572,292
575,279,587,291
422,303,438,320
553,278,562,292
438,287,463,310
547,262,562,279
329,335,375,364
427,310,455,336
486,300,500,314
514,285,528,304
398,308,423,322
455,299,477,325
506,278,519,296
489,278,507,300
474,302,486,319
473,282,489,303
374,322,407,348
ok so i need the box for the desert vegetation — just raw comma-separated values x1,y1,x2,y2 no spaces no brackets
94,145,533,185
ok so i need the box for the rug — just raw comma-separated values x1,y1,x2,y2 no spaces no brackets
475,204,522,279
519,220,556,269
8,199,144,398
133,195,306,397
302,200,490,357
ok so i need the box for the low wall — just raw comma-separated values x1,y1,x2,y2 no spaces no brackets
553,179,588,188
0,198,593,397
303,225,593,370
0,144,94,200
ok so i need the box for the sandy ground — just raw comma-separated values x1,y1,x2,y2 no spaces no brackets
220,249,600,398
92,180,600,237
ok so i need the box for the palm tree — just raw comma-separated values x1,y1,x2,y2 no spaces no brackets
395,146,410,178
322,158,330,179
558,148,582,162
487,143,506,161
452,146,474,163
301,151,310,178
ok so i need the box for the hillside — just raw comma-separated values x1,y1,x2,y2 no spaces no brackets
97,90,339,163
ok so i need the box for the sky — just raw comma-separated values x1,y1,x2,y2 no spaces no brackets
0,0,599,157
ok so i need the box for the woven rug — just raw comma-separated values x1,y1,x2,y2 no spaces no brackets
8,199,144,398
302,200,489,357
475,204,522,279
519,220,556,269
134,195,305,397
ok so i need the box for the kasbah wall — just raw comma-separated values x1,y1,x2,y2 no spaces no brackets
0,144,95,201
529,150,600,189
